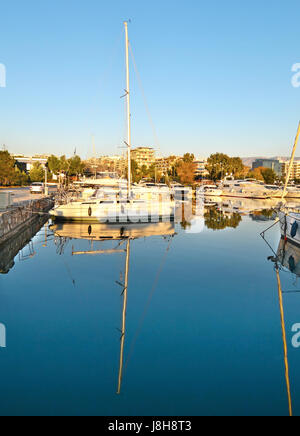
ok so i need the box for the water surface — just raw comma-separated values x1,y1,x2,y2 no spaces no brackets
0,202,299,416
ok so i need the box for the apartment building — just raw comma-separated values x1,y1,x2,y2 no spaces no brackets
252,159,282,177
281,160,300,180
194,158,209,178
131,147,155,168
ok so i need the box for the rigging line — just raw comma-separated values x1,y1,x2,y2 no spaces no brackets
260,219,280,237
260,234,278,259
260,219,281,259
129,42,161,156
124,237,174,372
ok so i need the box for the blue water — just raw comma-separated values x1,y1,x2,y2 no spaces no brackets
0,210,300,416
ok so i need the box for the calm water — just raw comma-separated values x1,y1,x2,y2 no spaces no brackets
0,203,300,416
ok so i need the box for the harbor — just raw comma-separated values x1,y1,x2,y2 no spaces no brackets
3,0,300,420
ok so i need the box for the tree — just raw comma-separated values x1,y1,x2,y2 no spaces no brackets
47,155,61,175
261,168,277,184
131,159,141,183
229,157,245,178
0,151,16,185
59,155,69,174
29,162,44,182
206,153,231,181
246,167,264,181
68,155,84,176
14,167,29,186
183,153,195,163
176,161,196,185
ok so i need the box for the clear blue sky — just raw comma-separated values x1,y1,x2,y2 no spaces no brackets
1,0,300,159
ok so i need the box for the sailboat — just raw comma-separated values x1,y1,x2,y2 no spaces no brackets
50,22,174,223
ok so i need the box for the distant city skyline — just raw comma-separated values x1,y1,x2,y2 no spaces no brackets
1,1,300,158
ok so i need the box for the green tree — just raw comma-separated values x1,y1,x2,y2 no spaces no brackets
131,159,141,183
229,157,245,178
0,151,16,186
183,153,195,163
261,168,277,184
47,155,61,175
206,153,231,181
14,167,29,186
68,155,84,176
29,162,44,182
59,155,69,174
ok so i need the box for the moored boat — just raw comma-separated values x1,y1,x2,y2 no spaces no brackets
198,184,223,197
50,197,175,223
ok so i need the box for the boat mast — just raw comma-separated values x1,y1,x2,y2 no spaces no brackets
282,121,300,200
124,21,132,197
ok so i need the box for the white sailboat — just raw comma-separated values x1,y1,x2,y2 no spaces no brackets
50,22,174,223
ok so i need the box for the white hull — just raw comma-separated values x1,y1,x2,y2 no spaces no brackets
221,189,271,199
197,186,223,197
204,189,223,197
50,199,175,223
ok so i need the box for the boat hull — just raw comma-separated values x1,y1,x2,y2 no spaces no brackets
50,200,175,224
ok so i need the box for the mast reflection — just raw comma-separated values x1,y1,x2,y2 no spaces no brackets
50,221,175,394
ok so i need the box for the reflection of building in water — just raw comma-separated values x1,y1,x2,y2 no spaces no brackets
0,216,48,274
250,210,277,222
219,198,278,216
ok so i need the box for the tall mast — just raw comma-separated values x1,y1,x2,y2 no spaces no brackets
282,121,300,200
124,21,132,197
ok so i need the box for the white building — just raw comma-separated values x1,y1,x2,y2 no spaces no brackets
13,155,49,172
194,157,209,178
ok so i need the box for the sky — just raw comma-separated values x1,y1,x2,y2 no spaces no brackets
1,0,300,159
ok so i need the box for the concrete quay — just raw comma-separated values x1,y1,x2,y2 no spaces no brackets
0,196,54,246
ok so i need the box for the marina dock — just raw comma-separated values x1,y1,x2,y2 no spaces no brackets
0,196,54,246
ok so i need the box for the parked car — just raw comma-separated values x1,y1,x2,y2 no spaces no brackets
30,182,44,194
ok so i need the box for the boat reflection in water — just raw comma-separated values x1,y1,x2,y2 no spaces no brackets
50,221,175,242
50,221,175,394
277,237,300,277
262,236,300,417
